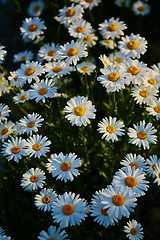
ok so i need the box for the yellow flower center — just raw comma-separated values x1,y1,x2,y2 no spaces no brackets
0,112,1,116
83,35,91,41
48,50,56,57
104,39,111,44
120,0,126,6
152,164,157,170
25,67,35,76
115,57,122,63
112,194,125,206
140,90,149,98
137,131,147,139
108,72,120,82
61,161,71,172
49,238,57,240
137,6,145,12
21,56,26,61
127,40,139,50
65,9,75,17
107,125,116,133
33,5,40,12
67,47,78,56
148,78,157,85
28,24,38,32
76,26,85,33
54,82,60,87
62,204,74,216
20,95,27,101
38,88,48,95
130,162,138,170
1,128,8,136
27,121,35,128
32,143,42,151
81,66,89,72
52,66,63,73
30,175,39,183
104,61,108,67
154,105,160,113
12,146,21,154
43,196,51,204
74,106,86,116
130,228,137,235
101,207,109,216
127,66,139,75
125,176,137,188
14,77,18,82
107,24,118,32
85,0,94,2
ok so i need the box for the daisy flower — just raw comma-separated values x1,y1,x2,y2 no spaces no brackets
51,192,88,228
68,19,93,39
120,153,147,172
127,120,157,150
118,33,147,59
16,112,44,135
20,17,46,41
34,188,57,212
45,61,72,79
82,32,98,47
97,116,125,142
124,219,144,240
90,189,118,228
143,70,160,89
48,152,81,182
146,155,160,177
153,164,160,186
21,167,46,191
99,54,112,68
132,0,150,16
112,166,149,197
16,60,45,83
131,85,158,105
80,0,101,9
76,62,96,75
99,38,115,49
109,51,128,68
64,96,96,126
38,225,68,240
25,134,51,158
28,78,57,103
0,45,7,63
97,65,130,92
1,137,27,163
13,50,34,63
0,104,10,123
115,0,131,7
101,185,137,220
99,17,127,39
38,42,60,62
13,90,29,104
0,74,10,96
58,40,88,65
8,71,26,88
0,121,15,141
27,0,44,16
146,98,160,120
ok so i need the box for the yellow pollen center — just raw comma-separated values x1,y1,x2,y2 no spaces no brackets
54,82,60,87
137,131,147,139
21,56,26,60
148,78,157,85
48,50,56,57
74,106,86,116
52,66,63,73
107,125,116,133
112,194,125,206
14,77,18,81
61,161,71,172
130,162,138,170
127,66,139,75
104,61,108,67
25,67,35,76
12,146,21,154
0,112,1,116
120,0,126,6
137,6,145,12
154,105,160,113
32,143,42,151
108,72,120,82
152,164,156,170
62,204,74,216
28,24,38,32
1,128,8,136
84,35,91,41
43,196,51,204
115,57,122,63
67,47,78,56
140,90,149,98
104,39,111,44
101,207,109,216
130,228,137,235
107,24,118,32
127,40,139,50
125,176,137,188
65,9,75,17
38,88,48,95
20,95,27,101
76,26,85,33
30,175,39,183
85,0,94,2
49,239,57,240
81,66,89,72
27,121,35,128
33,5,40,11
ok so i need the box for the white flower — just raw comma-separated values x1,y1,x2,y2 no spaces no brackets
8,71,26,88
0,121,15,141
27,0,44,16
124,219,144,240
21,167,46,191
127,120,157,150
38,42,60,62
64,96,96,126
76,62,96,75
109,51,128,68
143,69,160,89
146,155,160,177
68,19,93,39
82,33,98,47
13,50,34,63
146,98,160,120
115,0,131,7
97,116,125,142
132,0,150,16
99,54,112,68
0,74,10,96
13,90,29,104
79,0,101,9
45,61,72,79
38,225,68,240
99,38,115,49
0,45,7,63
0,103,10,123
120,153,147,172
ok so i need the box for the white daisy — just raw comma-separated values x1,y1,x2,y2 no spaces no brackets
0,45,7,63
146,98,160,120
48,152,81,182
68,19,93,39
82,32,98,47
76,62,96,75
34,188,57,212
97,116,125,142
80,0,101,9
146,155,160,177
45,61,72,79
132,0,150,16
0,121,15,141
38,42,60,62
51,192,88,228
27,0,44,16
13,90,29,104
118,33,147,59
120,153,147,172
109,51,128,68
99,17,127,39
25,134,51,158
124,219,144,240
58,40,88,65
153,164,160,186
101,185,137,220
99,38,115,49
127,120,157,150
64,96,96,126
143,69,160,89
1,136,27,163
21,167,46,191
38,225,68,240
20,17,46,40
13,50,34,63
8,71,26,88
0,103,10,123
99,54,113,68
0,74,10,96
115,0,131,7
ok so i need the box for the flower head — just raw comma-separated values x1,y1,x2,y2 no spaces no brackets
38,42,60,62
0,104,10,122
13,50,34,63
120,153,147,172
146,98,160,120
132,0,150,16
27,0,44,16
38,225,68,240
124,219,144,240
35,188,57,212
